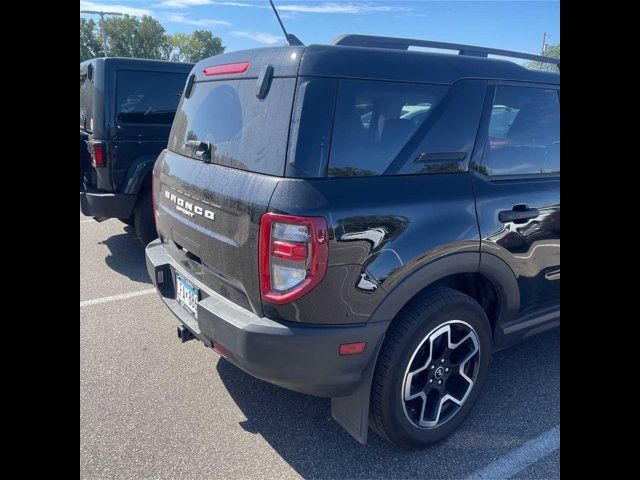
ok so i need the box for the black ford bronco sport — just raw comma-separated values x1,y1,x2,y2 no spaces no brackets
80,57,193,245
146,35,560,449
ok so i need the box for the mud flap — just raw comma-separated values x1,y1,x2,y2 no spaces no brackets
330,340,384,445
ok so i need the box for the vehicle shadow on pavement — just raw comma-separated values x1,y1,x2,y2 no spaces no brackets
100,226,152,285
216,328,560,479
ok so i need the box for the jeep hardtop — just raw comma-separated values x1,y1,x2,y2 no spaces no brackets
80,57,193,244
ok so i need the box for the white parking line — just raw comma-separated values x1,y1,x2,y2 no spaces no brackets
80,288,157,308
465,425,560,479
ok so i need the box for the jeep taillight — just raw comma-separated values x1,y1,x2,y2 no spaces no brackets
259,213,328,304
91,143,105,167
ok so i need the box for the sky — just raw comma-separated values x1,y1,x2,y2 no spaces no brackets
79,0,560,55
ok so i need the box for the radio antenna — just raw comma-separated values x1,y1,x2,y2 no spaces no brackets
268,0,304,46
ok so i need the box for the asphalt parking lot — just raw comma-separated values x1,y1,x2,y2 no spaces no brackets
80,211,560,479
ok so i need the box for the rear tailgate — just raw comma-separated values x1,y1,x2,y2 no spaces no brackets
80,62,95,187
154,47,303,316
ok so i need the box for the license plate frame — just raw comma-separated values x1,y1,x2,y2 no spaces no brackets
175,272,199,318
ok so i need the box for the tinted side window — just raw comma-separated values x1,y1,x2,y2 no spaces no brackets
392,80,486,175
116,70,187,124
286,77,338,178
328,79,448,177
80,66,93,130
482,86,560,176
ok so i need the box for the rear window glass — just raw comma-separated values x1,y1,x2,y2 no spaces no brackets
116,70,187,125
168,78,296,176
80,66,93,130
327,79,447,177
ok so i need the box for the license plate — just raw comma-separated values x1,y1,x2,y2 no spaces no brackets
176,273,199,318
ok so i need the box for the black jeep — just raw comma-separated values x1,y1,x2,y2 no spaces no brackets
80,57,193,245
145,35,560,449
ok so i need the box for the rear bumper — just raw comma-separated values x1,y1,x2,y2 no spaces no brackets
80,187,137,219
145,239,389,398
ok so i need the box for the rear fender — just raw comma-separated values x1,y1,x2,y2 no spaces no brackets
331,251,520,444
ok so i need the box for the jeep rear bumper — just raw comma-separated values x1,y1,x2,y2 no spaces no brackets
145,239,388,398
80,187,137,220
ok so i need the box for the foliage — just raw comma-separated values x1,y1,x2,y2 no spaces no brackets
80,18,102,61
103,15,170,60
80,16,224,63
169,30,225,63
524,43,560,72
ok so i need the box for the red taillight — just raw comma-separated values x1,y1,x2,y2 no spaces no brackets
91,143,105,167
259,213,328,304
339,342,367,356
203,62,250,77
213,342,229,358
272,241,308,262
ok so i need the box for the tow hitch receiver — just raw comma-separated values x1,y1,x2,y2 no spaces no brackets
177,324,195,343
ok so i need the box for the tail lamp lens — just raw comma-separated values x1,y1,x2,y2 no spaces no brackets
272,264,307,291
213,342,229,358
273,223,309,243
91,143,105,167
259,213,328,304
203,62,250,77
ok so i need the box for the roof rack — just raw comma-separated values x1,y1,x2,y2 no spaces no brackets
331,34,560,70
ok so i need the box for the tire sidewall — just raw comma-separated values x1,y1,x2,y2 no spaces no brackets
134,191,157,246
381,295,492,449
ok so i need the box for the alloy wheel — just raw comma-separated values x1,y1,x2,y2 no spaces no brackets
401,320,481,429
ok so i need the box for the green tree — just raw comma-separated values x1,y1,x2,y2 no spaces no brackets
102,15,170,60
524,43,560,72
80,18,102,61
169,30,225,63
80,15,225,63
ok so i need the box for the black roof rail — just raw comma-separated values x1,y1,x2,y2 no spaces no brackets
331,34,560,70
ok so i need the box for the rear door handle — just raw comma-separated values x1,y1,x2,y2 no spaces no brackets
499,205,539,223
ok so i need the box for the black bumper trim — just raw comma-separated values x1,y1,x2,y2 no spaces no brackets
80,188,137,219
145,239,389,398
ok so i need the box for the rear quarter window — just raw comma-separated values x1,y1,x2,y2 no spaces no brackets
327,79,448,177
326,79,486,177
116,70,187,125
168,78,296,176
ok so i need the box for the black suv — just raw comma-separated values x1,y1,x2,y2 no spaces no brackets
146,35,560,450
80,57,193,245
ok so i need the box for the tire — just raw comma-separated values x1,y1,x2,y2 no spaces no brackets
133,189,157,247
118,216,135,227
369,286,492,450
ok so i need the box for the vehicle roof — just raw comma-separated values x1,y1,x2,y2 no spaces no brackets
193,38,559,86
81,57,194,71
299,44,559,85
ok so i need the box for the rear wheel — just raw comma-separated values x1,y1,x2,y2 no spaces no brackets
369,286,492,450
133,189,157,247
